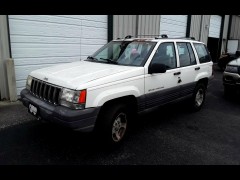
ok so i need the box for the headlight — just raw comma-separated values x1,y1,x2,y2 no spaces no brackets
59,88,87,109
225,65,238,73
26,75,33,90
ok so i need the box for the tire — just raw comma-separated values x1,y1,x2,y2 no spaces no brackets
96,103,130,145
191,83,206,111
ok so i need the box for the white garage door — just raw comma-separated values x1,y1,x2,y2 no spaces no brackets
8,15,108,95
209,15,222,38
159,15,188,38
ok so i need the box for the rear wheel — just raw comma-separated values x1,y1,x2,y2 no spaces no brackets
191,83,206,111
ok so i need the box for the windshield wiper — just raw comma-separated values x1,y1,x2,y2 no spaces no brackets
87,56,99,62
100,58,118,64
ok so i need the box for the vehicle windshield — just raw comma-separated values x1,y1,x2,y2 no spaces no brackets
87,41,156,66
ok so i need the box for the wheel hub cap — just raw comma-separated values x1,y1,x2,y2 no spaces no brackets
112,113,127,142
195,89,204,107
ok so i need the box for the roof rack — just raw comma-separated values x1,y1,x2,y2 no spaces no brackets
136,34,168,39
116,35,196,40
124,35,133,39
174,37,196,40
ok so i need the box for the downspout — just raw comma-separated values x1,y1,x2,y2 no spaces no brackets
199,15,203,41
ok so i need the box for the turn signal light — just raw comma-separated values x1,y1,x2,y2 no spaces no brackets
78,90,87,104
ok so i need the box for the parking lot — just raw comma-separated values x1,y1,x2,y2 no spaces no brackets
0,67,240,165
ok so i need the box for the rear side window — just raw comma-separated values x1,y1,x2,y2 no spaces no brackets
193,43,212,63
187,43,196,65
177,42,192,67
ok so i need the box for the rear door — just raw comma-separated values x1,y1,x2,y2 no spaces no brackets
192,43,213,79
144,41,181,108
176,42,200,97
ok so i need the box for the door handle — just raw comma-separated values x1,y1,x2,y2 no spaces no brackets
173,72,181,75
195,67,200,70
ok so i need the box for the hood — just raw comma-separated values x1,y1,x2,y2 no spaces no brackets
228,58,240,66
30,60,138,89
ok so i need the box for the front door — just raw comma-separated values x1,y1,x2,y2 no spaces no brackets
144,42,181,109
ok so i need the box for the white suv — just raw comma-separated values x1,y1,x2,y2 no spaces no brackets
21,35,213,144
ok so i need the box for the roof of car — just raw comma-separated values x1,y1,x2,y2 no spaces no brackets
113,35,203,44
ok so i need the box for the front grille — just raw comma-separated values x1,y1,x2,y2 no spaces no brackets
30,78,61,105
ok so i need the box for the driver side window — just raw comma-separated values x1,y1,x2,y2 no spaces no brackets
151,42,177,69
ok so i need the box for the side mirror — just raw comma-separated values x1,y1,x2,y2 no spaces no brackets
148,63,167,74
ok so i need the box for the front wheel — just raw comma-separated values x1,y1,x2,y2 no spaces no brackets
191,83,206,111
96,103,130,145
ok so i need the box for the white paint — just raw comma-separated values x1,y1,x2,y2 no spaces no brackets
23,38,212,109
209,15,222,38
8,15,107,94
227,40,239,53
159,15,188,38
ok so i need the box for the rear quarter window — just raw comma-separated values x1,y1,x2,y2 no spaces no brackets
193,43,212,63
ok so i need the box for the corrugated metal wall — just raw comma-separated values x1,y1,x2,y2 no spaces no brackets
229,15,240,50
113,15,137,39
230,15,240,40
190,15,201,40
137,15,160,37
113,15,160,39
200,15,211,44
223,15,229,39
189,15,211,44
114,15,229,52
9,15,108,94
222,15,229,53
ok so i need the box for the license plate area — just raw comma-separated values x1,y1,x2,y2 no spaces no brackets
28,103,39,117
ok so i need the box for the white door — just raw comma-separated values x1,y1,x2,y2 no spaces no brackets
144,42,180,108
8,15,108,95
175,41,199,97
209,15,222,38
160,15,188,38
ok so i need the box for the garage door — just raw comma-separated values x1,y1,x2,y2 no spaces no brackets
159,15,188,38
209,15,222,38
8,15,108,95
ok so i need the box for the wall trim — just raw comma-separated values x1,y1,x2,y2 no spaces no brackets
6,15,12,58
186,15,192,37
217,15,225,59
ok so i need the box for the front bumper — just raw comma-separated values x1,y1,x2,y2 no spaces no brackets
223,72,240,88
20,89,101,132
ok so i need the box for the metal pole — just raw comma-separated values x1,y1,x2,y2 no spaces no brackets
199,15,203,41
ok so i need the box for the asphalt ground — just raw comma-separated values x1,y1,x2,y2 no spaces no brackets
0,68,240,165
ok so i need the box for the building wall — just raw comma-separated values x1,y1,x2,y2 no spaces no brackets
137,15,160,37
189,15,211,44
189,15,201,41
113,15,137,39
8,15,108,94
229,15,240,49
200,15,211,44
0,15,11,100
222,15,230,53
114,15,213,44
230,15,240,40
